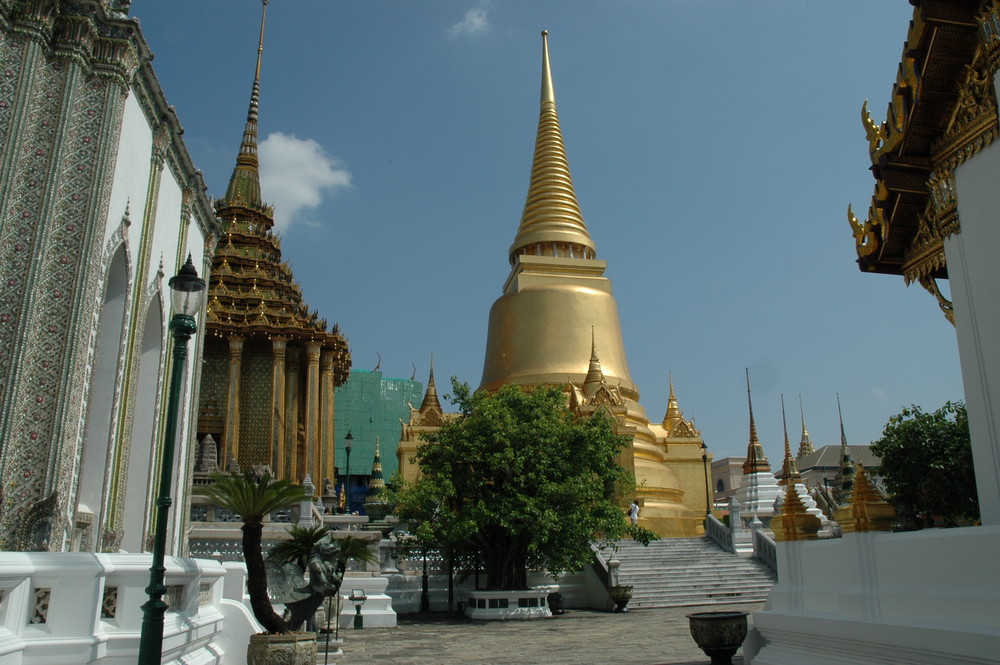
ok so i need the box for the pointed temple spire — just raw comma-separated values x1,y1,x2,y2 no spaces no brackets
223,0,268,210
419,355,442,412
837,393,855,498
663,372,683,429
780,394,801,484
366,437,386,502
508,31,596,264
743,369,771,475
797,394,815,457
583,327,605,396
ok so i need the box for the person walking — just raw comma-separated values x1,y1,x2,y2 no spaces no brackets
628,499,640,527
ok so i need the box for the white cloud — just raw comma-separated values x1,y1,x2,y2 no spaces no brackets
259,132,351,233
450,0,490,37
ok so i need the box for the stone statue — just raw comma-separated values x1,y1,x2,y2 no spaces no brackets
283,534,345,631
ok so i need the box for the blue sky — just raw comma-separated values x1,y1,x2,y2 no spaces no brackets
136,1,964,462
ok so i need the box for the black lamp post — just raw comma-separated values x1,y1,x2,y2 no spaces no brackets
344,430,353,514
137,256,206,665
701,441,712,515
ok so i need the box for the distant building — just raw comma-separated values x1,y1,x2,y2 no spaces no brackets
334,367,423,509
712,457,746,505
795,444,880,493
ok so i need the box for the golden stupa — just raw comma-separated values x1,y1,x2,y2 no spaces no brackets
479,32,707,537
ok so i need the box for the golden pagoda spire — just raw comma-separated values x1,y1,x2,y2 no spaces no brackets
583,327,605,396
419,355,442,412
508,31,596,264
780,394,800,485
797,394,815,458
742,369,771,475
663,371,682,429
224,0,269,210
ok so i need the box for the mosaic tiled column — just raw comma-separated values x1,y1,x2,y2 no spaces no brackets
320,350,335,489
304,342,321,491
0,12,138,550
269,337,287,477
285,346,300,481
224,335,245,465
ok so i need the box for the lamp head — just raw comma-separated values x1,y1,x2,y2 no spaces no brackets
344,430,353,454
168,255,207,318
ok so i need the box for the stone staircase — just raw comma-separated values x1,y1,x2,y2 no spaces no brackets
609,537,776,608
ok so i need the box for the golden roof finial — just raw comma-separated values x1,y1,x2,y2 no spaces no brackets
780,394,800,485
797,394,815,457
419,354,442,412
223,0,269,210
663,371,682,429
508,30,595,264
583,327,605,396
742,369,771,475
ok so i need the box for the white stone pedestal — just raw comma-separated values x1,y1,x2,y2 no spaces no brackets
337,575,397,628
463,588,553,620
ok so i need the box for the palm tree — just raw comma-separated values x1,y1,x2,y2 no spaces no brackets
202,471,310,634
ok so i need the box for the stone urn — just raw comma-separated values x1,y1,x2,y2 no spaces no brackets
247,631,317,665
607,584,633,612
686,611,748,665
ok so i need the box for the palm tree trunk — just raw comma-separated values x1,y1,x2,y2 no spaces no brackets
243,521,289,634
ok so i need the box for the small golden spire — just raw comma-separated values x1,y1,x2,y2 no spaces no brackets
796,394,815,457
508,30,595,264
742,369,771,475
770,480,821,542
779,394,800,485
419,354,442,412
583,327,605,396
835,463,896,533
663,371,682,429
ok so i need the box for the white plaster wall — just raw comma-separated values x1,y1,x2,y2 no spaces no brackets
949,124,1000,526
106,92,153,246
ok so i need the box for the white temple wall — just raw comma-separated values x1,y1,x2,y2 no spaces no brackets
948,120,1000,527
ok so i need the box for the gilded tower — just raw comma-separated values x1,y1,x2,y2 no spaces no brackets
479,32,707,536
195,2,350,492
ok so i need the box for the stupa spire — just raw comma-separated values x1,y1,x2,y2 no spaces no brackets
508,31,596,264
837,393,855,498
743,369,771,475
780,394,801,484
663,372,682,429
419,355,442,412
223,0,269,210
797,394,815,457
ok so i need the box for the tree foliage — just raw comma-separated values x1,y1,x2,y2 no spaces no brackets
871,401,978,528
395,379,655,591
202,472,311,634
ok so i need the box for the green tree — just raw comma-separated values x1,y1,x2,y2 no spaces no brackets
395,379,655,591
201,472,310,634
871,401,978,528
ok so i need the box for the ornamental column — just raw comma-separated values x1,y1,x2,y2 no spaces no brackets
269,337,288,477
225,335,245,465
320,350,336,489
285,346,300,480
304,341,322,492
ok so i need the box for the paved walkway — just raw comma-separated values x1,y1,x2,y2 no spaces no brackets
321,602,763,665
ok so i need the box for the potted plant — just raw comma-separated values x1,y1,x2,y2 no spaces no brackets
202,471,315,665
607,584,634,612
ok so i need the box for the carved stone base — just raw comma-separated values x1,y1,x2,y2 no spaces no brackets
247,631,317,665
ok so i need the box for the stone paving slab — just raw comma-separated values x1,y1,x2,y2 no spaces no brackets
321,602,763,665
